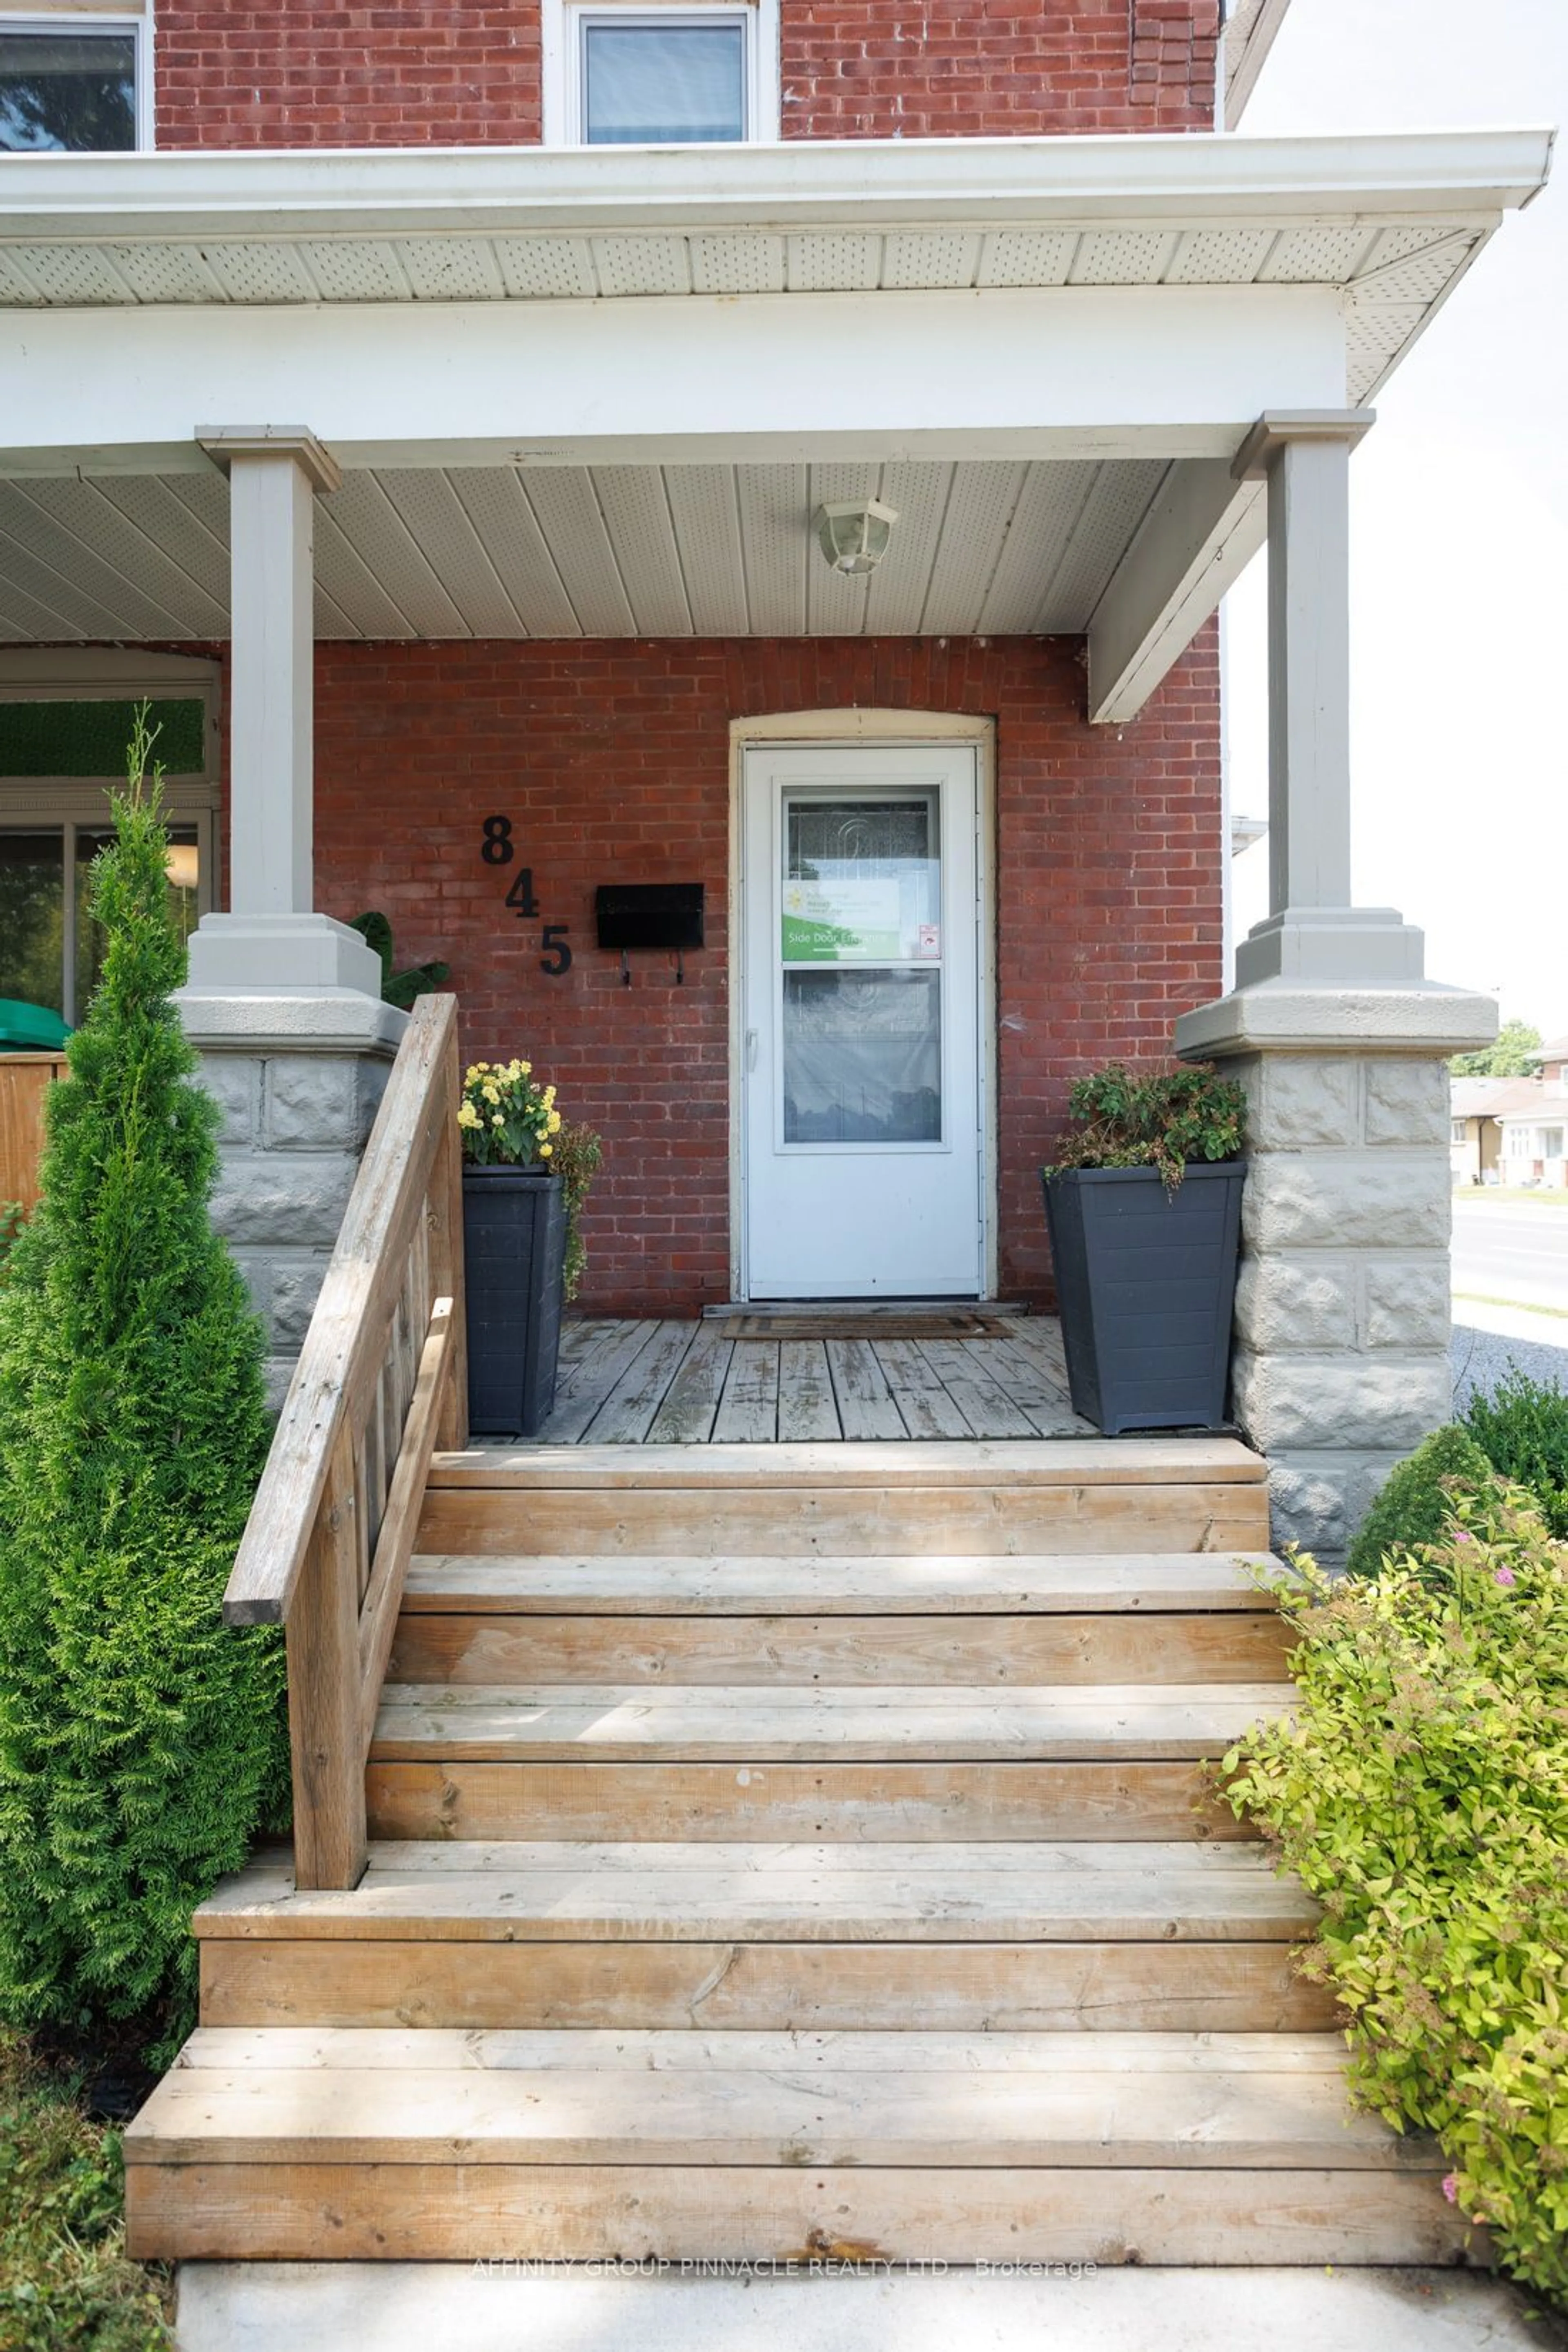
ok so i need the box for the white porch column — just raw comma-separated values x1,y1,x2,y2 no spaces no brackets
177,427,401,1409
1177,408,1496,1561
184,425,382,997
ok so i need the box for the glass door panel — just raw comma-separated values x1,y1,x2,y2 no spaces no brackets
782,967,941,1143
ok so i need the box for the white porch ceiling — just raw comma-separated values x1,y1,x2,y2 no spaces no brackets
0,457,1170,644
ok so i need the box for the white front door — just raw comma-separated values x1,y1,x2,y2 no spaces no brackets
739,742,986,1299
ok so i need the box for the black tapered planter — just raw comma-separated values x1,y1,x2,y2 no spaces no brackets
1041,1161,1245,1436
462,1164,568,1437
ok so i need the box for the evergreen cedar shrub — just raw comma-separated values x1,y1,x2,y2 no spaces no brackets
553,1120,603,1306
1463,1368,1568,1540
1345,1425,1494,1580
1222,1479,1568,2301
1042,1062,1246,1192
0,721,286,2059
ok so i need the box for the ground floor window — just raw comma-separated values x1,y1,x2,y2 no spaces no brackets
0,669,218,1031
0,14,148,152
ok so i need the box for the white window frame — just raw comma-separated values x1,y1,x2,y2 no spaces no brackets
0,8,153,154
0,650,219,1026
543,0,777,149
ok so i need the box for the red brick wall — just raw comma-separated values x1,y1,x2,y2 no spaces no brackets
782,2,1220,139
154,6,544,149
307,630,1222,1316
154,1,1217,149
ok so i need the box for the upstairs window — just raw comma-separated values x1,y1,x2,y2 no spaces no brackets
550,2,775,146
0,17,147,153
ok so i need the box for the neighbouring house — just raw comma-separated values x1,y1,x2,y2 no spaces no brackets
1450,1074,1511,1186
0,0,1552,2281
1451,1039,1568,1189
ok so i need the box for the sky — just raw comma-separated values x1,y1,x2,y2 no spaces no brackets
1225,0,1568,1039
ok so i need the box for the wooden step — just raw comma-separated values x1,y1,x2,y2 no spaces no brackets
124,2028,1474,2266
369,1681,1295,1762
388,1610,1291,1686
199,1938,1338,2034
194,1840,1316,1943
401,1551,1286,1613
364,1756,1256,1842
419,1440,1271,1559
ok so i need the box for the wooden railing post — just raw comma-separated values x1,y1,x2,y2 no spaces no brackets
427,1014,468,1451
285,1426,369,1891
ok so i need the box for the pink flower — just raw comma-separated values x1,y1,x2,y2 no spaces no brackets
1441,2174,1459,2205
1452,1530,1474,1546
1494,1566,1517,1589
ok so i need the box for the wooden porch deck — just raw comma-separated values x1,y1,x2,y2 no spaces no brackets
537,1315,1094,1445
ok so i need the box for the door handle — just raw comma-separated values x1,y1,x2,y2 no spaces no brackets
745,1028,759,1073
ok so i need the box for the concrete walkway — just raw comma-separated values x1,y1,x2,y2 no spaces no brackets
176,2263,1563,2352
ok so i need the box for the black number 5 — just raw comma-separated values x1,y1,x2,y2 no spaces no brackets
540,924,572,977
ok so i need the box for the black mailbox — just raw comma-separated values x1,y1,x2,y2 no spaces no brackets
595,883,705,953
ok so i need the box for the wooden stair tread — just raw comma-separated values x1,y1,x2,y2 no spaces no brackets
428,1438,1267,1489
127,2027,1427,2171
401,1551,1286,1614
166,2027,1350,2073
369,1680,1294,1760
194,1838,1316,1942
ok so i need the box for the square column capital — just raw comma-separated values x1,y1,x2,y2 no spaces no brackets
198,425,342,494
1232,408,1376,481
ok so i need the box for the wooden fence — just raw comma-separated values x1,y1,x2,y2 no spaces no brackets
0,1053,69,1212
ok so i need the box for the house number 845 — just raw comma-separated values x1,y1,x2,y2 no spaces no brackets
479,815,572,976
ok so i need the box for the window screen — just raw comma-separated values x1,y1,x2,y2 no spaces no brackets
581,16,746,143
0,699,206,779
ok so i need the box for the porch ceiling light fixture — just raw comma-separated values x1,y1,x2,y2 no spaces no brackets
814,497,900,577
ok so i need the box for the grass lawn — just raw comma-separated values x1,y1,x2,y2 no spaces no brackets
0,2034,172,2350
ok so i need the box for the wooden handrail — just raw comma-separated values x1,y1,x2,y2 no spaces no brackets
222,992,468,1889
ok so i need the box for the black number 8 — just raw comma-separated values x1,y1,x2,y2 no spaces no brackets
480,814,514,866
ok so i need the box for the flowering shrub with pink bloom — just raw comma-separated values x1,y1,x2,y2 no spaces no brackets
1221,1479,1568,2302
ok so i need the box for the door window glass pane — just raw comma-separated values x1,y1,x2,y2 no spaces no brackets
782,796,940,964
74,824,200,1016
0,32,137,153
0,830,65,1014
582,18,745,143
782,968,941,1145
0,699,205,778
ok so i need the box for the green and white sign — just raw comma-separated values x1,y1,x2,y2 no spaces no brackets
782,878,902,963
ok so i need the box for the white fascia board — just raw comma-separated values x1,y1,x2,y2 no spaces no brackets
0,127,1552,241
1087,461,1267,724
0,283,1348,476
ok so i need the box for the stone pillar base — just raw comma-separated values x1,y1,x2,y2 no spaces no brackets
1175,978,1496,1561
176,987,409,1410
185,911,384,998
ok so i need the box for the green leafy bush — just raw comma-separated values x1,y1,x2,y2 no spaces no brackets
0,1205,22,1275
0,715,286,2059
1222,1479,1568,2300
347,909,450,1012
1042,1061,1246,1190
1346,1423,1494,1579
1464,1367,1568,1540
0,2032,171,2350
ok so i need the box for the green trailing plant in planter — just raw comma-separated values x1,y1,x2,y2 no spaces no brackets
1219,1477,1568,2301
0,710,285,2062
347,910,450,1013
552,1120,604,1307
1041,1061,1247,1434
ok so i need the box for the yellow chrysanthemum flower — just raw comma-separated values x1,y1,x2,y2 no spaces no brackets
483,1084,501,1107
520,1060,532,1076
492,1112,505,1127
547,1111,562,1133
539,1141,553,1157
457,1101,480,1130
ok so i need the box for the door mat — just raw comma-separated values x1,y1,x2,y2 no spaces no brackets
721,1310,1022,1341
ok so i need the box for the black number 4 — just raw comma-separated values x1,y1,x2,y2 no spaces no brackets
505,867,541,918
540,925,572,977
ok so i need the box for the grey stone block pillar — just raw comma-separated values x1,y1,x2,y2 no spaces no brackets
177,988,408,1410
1177,984,1494,1559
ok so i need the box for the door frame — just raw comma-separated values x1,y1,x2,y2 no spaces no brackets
727,709,998,1304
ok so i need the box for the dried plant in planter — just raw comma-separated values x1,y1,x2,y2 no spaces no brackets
1043,1061,1246,1191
